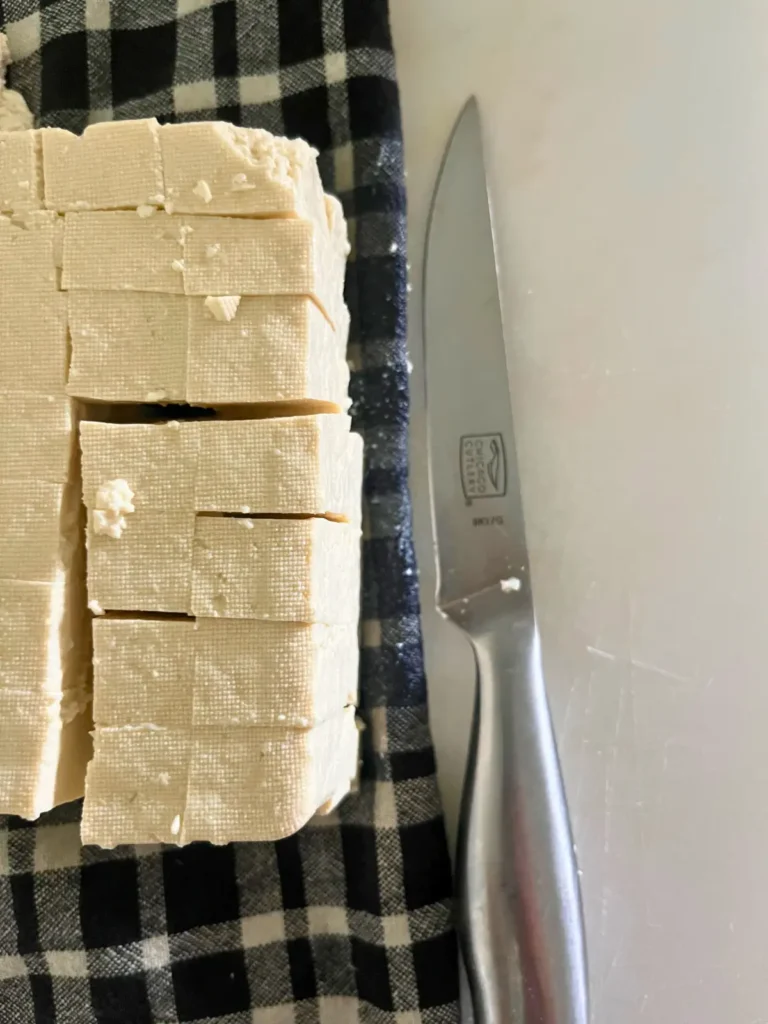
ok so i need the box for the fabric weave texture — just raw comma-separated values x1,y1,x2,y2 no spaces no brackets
0,0,460,1021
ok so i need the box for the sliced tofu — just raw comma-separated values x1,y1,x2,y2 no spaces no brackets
92,617,357,730
0,129,42,212
42,119,165,212
0,211,68,391
61,211,185,293
66,293,349,408
67,292,188,403
80,415,363,522
183,215,342,326
159,122,325,224
186,295,349,407
81,705,359,847
191,517,361,624
0,481,80,583
0,577,92,819
0,392,74,483
194,415,363,520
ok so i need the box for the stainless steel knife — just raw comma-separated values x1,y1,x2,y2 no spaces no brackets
422,98,589,1024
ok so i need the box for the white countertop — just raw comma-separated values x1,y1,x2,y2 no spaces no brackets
391,1,768,1020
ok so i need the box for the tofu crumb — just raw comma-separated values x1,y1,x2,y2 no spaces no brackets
193,179,213,203
88,599,105,616
136,204,156,218
170,814,181,836
171,258,185,273
204,294,241,322
158,772,170,786
500,576,522,593
93,478,135,539
205,243,221,258
145,389,167,402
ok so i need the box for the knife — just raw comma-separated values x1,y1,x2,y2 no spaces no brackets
422,98,589,1024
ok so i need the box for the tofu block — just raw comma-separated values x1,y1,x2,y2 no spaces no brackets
43,119,165,212
0,578,92,819
92,617,357,730
0,211,68,391
81,705,359,846
67,292,188,402
191,517,361,624
0,392,73,483
80,415,362,522
186,295,350,407
194,415,363,521
0,481,79,582
159,122,325,224
66,294,349,408
0,129,42,212
183,215,342,325
80,419,197,511
61,211,185,293
87,510,194,614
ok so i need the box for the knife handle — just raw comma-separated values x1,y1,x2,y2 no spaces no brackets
455,586,589,1024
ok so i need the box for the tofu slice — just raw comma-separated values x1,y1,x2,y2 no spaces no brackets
183,215,342,326
92,617,357,730
185,295,349,407
87,510,195,614
80,415,363,521
42,119,165,212
0,211,68,392
0,392,74,483
67,292,188,403
66,293,349,408
0,129,42,212
61,211,185,293
81,705,359,847
0,481,80,583
194,415,363,520
159,122,325,224
191,517,360,623
0,576,92,819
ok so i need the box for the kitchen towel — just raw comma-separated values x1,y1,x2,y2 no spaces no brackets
0,1,461,1022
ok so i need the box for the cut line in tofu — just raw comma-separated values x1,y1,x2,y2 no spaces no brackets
81,704,359,847
79,415,363,522
67,293,349,408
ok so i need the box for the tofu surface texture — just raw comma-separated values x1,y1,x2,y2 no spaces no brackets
0,117,359,840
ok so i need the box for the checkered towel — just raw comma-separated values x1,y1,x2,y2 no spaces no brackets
0,2,460,1021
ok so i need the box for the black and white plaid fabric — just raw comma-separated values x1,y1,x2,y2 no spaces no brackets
0,2,460,1021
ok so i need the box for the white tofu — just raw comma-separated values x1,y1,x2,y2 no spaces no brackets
186,295,350,407
0,392,73,483
194,415,363,521
67,292,188,402
0,578,92,819
0,481,79,582
159,122,326,224
61,211,185,293
183,215,341,325
67,293,349,408
80,415,362,522
80,419,198,511
0,129,42,212
92,617,357,729
0,211,68,391
191,517,361,624
81,705,359,847
86,510,195,614
43,119,165,212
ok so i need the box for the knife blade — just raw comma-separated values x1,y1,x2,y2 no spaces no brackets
423,98,589,1024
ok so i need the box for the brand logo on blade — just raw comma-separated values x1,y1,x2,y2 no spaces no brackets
460,434,507,502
